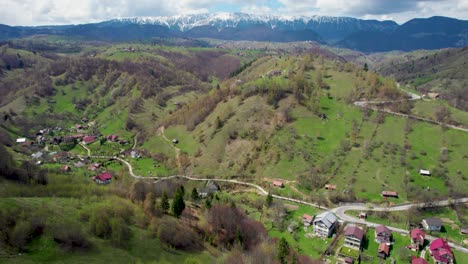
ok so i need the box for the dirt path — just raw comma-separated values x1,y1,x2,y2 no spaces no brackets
353,86,468,132
157,126,182,171
79,143,91,157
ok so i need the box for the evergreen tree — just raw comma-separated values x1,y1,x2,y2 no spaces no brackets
277,237,290,264
160,191,169,214
171,187,185,218
363,63,369,72
191,187,199,201
266,192,273,207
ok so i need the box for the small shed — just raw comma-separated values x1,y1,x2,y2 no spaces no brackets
303,214,314,227
325,184,336,190
273,181,284,188
359,212,367,219
381,191,398,198
460,226,468,235
172,139,178,144
16,138,26,143
419,169,431,176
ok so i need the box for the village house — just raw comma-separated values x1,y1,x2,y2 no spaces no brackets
107,134,118,142
425,92,440,99
411,256,429,264
16,137,26,143
344,225,364,249
381,191,398,198
130,150,140,159
31,151,44,159
377,243,390,259
359,212,367,219
429,238,453,264
419,169,431,176
460,226,468,235
312,211,338,237
199,182,220,198
273,180,284,188
303,214,314,227
410,228,426,251
61,165,71,172
93,171,112,185
82,136,96,145
74,161,86,168
375,225,392,243
273,181,284,188
325,184,336,190
88,163,100,171
422,218,443,232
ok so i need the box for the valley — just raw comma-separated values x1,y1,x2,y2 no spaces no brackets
0,35,467,264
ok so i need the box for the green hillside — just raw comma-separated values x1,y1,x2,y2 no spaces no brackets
1,41,467,263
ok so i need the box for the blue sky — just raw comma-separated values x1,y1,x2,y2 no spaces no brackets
1,0,467,26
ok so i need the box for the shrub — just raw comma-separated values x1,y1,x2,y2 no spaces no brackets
52,220,91,250
158,217,199,250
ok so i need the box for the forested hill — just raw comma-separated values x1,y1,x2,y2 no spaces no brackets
376,47,468,110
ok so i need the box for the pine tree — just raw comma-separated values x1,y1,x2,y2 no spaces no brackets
277,237,290,264
160,191,169,214
171,187,185,218
266,192,273,207
191,187,199,201
363,63,369,72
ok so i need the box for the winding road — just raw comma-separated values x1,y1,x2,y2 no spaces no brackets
79,97,468,253
354,86,468,132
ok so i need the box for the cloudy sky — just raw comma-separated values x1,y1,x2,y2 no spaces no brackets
1,0,468,26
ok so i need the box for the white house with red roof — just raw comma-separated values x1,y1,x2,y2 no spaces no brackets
410,228,425,251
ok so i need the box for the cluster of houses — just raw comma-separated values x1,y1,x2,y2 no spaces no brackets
298,209,457,264
15,121,129,186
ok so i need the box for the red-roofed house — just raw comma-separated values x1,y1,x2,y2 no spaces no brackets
410,228,426,251
61,165,70,172
377,243,390,259
303,214,314,227
411,256,429,264
107,134,118,142
273,181,284,188
375,225,392,243
94,172,112,184
429,238,453,264
82,136,96,145
381,191,398,198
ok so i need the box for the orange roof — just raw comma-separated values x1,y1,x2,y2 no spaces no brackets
379,243,389,255
303,214,313,222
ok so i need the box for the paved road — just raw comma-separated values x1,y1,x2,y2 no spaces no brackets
83,129,468,252
331,198,468,253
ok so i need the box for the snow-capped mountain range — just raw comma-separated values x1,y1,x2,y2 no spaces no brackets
1,13,467,52
111,13,365,32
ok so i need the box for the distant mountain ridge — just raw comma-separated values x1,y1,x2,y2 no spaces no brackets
0,13,467,52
